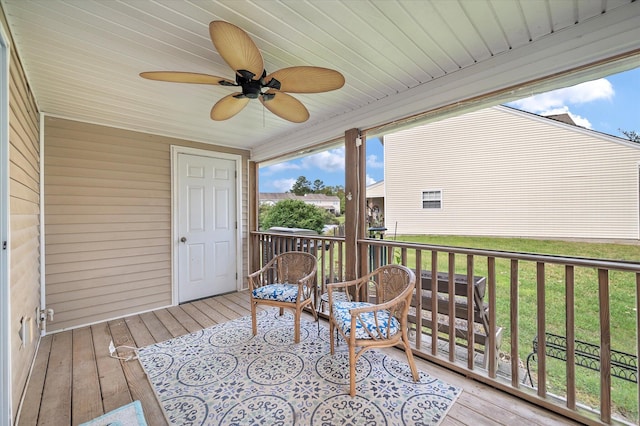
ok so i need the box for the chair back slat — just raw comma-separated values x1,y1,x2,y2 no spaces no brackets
275,251,317,284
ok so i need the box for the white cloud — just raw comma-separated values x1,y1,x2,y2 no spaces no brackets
270,178,296,192
510,78,614,112
261,162,301,176
301,147,345,172
367,154,383,169
365,174,377,185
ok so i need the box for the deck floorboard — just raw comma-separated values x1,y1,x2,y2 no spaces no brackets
19,291,579,426
18,334,52,426
71,327,102,424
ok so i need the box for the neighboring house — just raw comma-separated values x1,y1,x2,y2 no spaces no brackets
260,193,341,215
381,106,640,241
365,181,385,227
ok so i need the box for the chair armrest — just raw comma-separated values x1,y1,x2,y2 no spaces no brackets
248,257,279,290
345,289,412,340
294,264,318,300
349,279,414,320
327,276,364,305
327,279,357,292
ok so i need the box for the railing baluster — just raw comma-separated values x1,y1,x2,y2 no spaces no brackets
636,272,640,426
510,259,519,387
414,249,422,350
338,242,343,282
565,265,576,410
537,262,546,398
448,253,455,363
598,268,611,424
431,250,438,356
488,256,497,378
320,238,327,298
467,255,475,370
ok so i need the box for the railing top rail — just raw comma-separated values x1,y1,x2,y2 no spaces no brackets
252,231,640,272
252,230,345,242
360,238,640,272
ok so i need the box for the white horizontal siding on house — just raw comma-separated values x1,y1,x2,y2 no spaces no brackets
384,106,640,240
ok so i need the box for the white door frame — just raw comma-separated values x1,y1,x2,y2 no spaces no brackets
171,146,243,304
1,20,13,426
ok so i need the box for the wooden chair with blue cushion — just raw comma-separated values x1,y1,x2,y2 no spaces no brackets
248,251,318,343
328,264,419,396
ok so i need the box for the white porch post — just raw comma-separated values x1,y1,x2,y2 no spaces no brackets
1,18,12,426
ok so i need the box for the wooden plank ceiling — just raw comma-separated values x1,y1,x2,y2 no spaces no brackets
1,0,639,161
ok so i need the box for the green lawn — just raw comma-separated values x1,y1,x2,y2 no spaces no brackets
393,235,640,421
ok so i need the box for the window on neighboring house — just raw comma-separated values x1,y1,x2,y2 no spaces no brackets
422,190,442,209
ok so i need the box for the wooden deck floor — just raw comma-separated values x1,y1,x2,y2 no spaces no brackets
17,291,579,426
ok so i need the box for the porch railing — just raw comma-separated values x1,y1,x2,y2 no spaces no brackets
250,230,640,425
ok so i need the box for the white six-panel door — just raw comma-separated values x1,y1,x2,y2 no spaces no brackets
177,152,238,302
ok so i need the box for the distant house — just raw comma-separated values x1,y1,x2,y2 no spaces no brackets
260,193,341,215
366,181,385,227
378,105,640,241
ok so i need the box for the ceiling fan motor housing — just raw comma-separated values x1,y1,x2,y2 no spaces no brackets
235,70,281,100
236,73,262,99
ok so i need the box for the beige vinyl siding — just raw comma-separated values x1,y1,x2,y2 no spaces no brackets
44,117,249,332
385,106,640,240
366,181,384,198
241,159,249,290
4,4,41,420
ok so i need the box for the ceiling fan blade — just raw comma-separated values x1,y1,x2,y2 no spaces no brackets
209,21,264,80
139,71,235,85
260,90,309,123
265,66,345,93
211,93,250,121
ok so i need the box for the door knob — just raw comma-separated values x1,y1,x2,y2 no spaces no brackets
180,237,187,243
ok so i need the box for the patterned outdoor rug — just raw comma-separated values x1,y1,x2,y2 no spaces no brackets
138,309,462,425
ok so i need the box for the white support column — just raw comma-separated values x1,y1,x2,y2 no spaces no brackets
1,19,13,426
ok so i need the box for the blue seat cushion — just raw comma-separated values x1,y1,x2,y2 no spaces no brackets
333,301,400,339
252,283,309,303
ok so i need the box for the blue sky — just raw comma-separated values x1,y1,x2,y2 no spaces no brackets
259,67,639,193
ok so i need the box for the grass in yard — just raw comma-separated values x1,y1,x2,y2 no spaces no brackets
393,235,640,422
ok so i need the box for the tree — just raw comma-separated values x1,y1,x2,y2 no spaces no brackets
261,199,334,233
619,129,640,143
258,203,273,228
323,185,346,213
290,176,312,195
286,176,346,215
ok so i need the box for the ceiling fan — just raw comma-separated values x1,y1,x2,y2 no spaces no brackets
140,21,345,123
